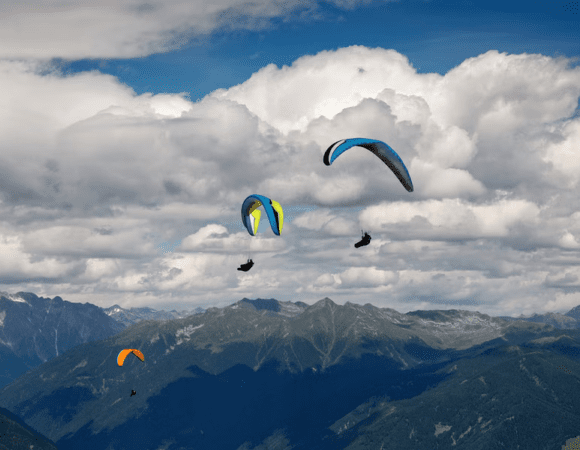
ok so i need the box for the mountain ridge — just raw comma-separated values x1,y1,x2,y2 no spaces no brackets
0,296,564,449
2,292,580,448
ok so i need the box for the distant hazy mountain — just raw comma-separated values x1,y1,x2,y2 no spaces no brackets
0,291,125,389
0,404,58,450
102,303,204,326
2,297,574,450
0,291,206,390
498,311,579,329
237,297,307,317
565,305,580,322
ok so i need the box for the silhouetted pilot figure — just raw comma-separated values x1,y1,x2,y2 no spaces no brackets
237,259,254,271
130,390,136,397
354,232,371,248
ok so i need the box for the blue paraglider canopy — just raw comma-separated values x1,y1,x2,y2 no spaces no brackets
324,138,414,192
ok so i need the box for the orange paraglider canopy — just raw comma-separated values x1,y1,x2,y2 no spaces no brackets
117,349,145,366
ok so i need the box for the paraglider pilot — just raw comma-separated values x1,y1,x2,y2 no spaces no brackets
354,231,371,248
237,259,254,272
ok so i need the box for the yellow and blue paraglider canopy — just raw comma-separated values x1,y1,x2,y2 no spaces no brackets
117,349,145,366
241,194,283,236
324,137,414,192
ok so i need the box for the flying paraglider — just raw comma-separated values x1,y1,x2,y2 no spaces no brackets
354,231,372,248
117,349,145,366
237,259,254,272
241,194,283,236
324,138,414,192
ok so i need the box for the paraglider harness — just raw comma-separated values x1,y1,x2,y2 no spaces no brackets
237,258,254,271
354,230,371,248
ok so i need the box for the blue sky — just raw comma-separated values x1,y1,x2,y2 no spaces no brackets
60,0,580,98
0,0,579,316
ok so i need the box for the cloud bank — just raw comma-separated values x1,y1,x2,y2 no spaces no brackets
0,0,386,60
0,43,579,316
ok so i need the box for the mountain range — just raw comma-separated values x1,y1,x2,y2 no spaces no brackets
498,306,580,329
102,303,203,327
1,294,580,449
0,291,201,390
